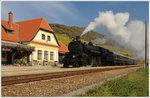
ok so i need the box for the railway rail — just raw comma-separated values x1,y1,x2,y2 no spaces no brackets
2,65,140,86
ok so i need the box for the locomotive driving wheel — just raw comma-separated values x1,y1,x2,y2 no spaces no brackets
90,57,96,67
73,61,80,68
96,57,101,66
63,62,69,68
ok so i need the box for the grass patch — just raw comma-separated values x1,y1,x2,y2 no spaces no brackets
76,67,149,97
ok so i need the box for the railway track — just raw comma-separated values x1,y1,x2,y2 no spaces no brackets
2,65,140,86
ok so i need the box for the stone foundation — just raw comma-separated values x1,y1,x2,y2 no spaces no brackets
32,61,58,66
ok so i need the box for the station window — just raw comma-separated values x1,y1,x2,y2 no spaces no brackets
7,31,13,36
38,50,42,60
2,26,13,36
47,36,51,41
42,34,45,40
50,51,54,60
44,51,48,60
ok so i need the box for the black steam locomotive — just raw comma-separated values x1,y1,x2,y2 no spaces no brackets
62,36,136,68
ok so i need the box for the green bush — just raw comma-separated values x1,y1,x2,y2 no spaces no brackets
21,61,26,65
28,63,32,66
15,60,27,66
15,60,21,64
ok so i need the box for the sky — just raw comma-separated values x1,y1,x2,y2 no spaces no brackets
1,1,149,59
1,1,149,28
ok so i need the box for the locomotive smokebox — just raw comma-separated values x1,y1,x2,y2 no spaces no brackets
76,36,80,41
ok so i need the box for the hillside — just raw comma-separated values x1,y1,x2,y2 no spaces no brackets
50,24,122,46
50,24,104,41
49,23,134,57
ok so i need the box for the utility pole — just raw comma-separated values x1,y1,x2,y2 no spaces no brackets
145,20,147,68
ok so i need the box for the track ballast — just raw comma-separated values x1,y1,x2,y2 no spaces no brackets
2,65,139,86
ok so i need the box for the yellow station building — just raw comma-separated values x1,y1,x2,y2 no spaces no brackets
1,12,60,66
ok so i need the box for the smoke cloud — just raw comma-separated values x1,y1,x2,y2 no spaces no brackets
81,11,147,59
91,38,106,44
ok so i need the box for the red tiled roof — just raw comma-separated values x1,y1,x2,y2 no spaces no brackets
16,17,54,42
1,16,59,47
58,41,69,54
1,20,19,42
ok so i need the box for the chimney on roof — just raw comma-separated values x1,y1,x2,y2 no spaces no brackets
8,11,13,27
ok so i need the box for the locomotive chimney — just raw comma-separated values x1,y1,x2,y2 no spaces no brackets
76,36,80,41
71,37,75,41
8,11,13,27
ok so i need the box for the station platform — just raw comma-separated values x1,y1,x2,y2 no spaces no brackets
1,64,138,77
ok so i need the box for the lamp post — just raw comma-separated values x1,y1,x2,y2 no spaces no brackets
145,20,147,68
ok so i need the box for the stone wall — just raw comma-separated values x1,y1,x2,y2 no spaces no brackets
32,60,58,66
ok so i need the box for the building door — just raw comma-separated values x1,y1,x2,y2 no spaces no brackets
7,52,12,64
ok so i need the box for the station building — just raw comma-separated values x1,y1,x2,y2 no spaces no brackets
1,12,61,66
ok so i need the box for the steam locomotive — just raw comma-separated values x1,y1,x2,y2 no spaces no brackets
62,36,136,68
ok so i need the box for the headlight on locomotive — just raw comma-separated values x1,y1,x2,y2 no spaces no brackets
72,55,76,58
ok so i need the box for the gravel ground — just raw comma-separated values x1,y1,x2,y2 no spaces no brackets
2,66,141,97
2,64,135,77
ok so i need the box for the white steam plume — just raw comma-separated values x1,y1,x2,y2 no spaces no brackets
91,38,106,44
81,11,147,59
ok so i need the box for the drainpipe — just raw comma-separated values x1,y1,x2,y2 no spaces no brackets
17,24,20,43
12,53,16,64
31,53,33,65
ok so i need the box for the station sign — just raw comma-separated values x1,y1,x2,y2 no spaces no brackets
2,48,13,52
